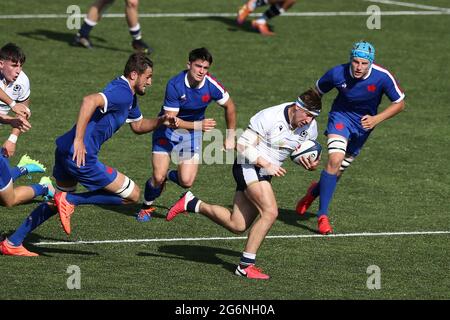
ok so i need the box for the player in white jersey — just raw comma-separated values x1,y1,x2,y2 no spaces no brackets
0,43,54,209
0,43,32,158
165,88,322,279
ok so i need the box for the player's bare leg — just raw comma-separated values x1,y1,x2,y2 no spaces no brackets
196,191,259,234
0,182,53,208
126,0,153,54
177,155,200,189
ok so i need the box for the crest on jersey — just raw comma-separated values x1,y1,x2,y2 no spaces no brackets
13,84,21,93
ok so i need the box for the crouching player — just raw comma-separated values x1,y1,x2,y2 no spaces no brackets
166,88,322,279
0,53,176,256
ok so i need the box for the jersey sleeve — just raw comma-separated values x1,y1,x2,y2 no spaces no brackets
126,96,143,123
316,68,336,95
16,73,30,102
99,86,133,114
382,72,405,103
207,75,229,105
162,80,181,113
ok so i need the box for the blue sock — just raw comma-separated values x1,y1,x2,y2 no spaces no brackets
167,170,181,186
317,170,338,217
239,252,256,267
129,23,142,40
9,203,56,246
10,166,27,182
66,191,123,206
79,21,94,38
143,179,163,205
30,183,47,197
311,175,341,198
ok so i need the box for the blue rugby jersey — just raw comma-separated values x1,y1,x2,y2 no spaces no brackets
155,70,229,137
56,76,142,157
316,63,405,122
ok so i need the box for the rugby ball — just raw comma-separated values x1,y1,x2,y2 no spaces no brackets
290,140,322,165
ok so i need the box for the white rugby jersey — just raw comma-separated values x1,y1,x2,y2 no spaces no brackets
0,71,30,115
248,102,318,167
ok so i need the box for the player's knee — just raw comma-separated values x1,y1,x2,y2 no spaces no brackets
152,174,166,187
1,199,14,208
326,157,343,172
229,221,248,234
179,177,194,189
260,208,278,224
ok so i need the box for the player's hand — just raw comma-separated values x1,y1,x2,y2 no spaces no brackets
163,115,179,129
361,115,380,130
265,163,287,177
223,135,235,151
201,118,216,132
299,155,320,171
11,103,31,119
72,138,87,167
10,116,31,132
2,140,16,158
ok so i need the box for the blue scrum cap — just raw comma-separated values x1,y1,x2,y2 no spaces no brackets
350,41,375,64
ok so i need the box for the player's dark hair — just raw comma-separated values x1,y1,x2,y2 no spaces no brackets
0,43,26,65
299,88,322,114
189,47,213,65
124,53,153,77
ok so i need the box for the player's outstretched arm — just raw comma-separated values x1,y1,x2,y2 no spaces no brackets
130,115,179,134
361,100,405,130
163,110,216,132
72,93,105,167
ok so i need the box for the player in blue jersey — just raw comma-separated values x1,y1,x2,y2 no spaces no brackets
136,47,236,221
295,41,406,234
0,53,175,256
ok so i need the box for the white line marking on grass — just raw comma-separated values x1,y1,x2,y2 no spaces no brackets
33,230,450,246
1,11,450,20
364,0,450,12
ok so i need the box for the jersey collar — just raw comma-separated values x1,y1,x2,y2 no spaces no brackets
184,72,206,89
120,75,133,91
348,64,373,80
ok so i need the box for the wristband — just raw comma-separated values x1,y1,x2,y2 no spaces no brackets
8,134,18,144
9,100,16,108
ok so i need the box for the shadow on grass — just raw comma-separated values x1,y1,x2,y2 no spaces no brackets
137,244,240,273
277,208,319,234
1,231,98,257
97,203,169,219
185,16,261,35
17,29,130,53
